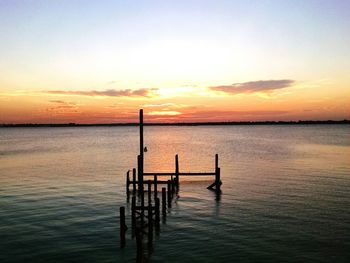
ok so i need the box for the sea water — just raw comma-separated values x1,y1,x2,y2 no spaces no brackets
0,125,349,262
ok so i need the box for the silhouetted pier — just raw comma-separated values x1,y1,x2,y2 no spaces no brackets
119,109,222,261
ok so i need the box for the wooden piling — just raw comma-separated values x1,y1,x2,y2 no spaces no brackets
139,109,144,192
215,154,221,191
162,187,166,216
154,175,158,199
167,180,171,208
137,155,143,193
126,170,130,194
216,167,221,192
120,206,126,248
175,154,179,187
139,109,144,159
148,180,152,205
132,168,136,192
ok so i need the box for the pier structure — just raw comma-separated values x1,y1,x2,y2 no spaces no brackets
120,109,222,260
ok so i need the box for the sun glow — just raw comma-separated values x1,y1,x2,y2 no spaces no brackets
148,111,182,116
0,1,349,123
156,87,198,98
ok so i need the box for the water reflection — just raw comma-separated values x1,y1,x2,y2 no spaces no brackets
0,125,349,262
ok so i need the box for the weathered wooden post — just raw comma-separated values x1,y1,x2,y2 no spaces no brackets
148,180,152,205
132,168,136,192
137,155,143,193
155,197,160,227
171,177,175,193
162,187,166,216
126,170,130,194
139,109,144,192
215,154,221,192
154,175,158,199
175,154,179,187
167,180,171,208
216,167,221,192
120,206,126,248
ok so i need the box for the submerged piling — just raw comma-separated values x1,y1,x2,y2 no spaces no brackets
162,187,166,216
132,196,136,229
148,203,153,243
155,197,160,227
120,206,127,248
132,168,136,192
126,171,130,194
167,180,171,208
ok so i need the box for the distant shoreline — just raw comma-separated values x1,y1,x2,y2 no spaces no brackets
1,120,349,127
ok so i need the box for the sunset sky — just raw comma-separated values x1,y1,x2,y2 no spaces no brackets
0,0,349,123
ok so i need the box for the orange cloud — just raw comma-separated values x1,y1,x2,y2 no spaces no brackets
46,88,157,97
210,80,295,94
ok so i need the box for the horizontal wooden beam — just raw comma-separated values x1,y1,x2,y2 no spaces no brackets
128,180,170,184
143,172,216,176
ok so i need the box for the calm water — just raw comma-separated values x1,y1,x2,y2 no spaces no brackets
0,125,349,262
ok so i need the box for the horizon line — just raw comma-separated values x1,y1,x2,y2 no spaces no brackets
1,119,349,127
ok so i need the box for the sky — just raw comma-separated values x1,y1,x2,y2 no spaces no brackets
0,0,349,123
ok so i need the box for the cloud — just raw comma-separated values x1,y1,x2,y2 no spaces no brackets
49,100,66,104
210,80,295,94
46,100,79,114
47,88,157,97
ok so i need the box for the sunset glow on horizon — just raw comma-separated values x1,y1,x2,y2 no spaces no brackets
1,0,349,124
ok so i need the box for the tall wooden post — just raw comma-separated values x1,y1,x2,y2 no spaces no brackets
139,109,144,189
175,154,179,187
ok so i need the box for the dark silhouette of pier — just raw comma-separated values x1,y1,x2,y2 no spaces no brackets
119,109,222,261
